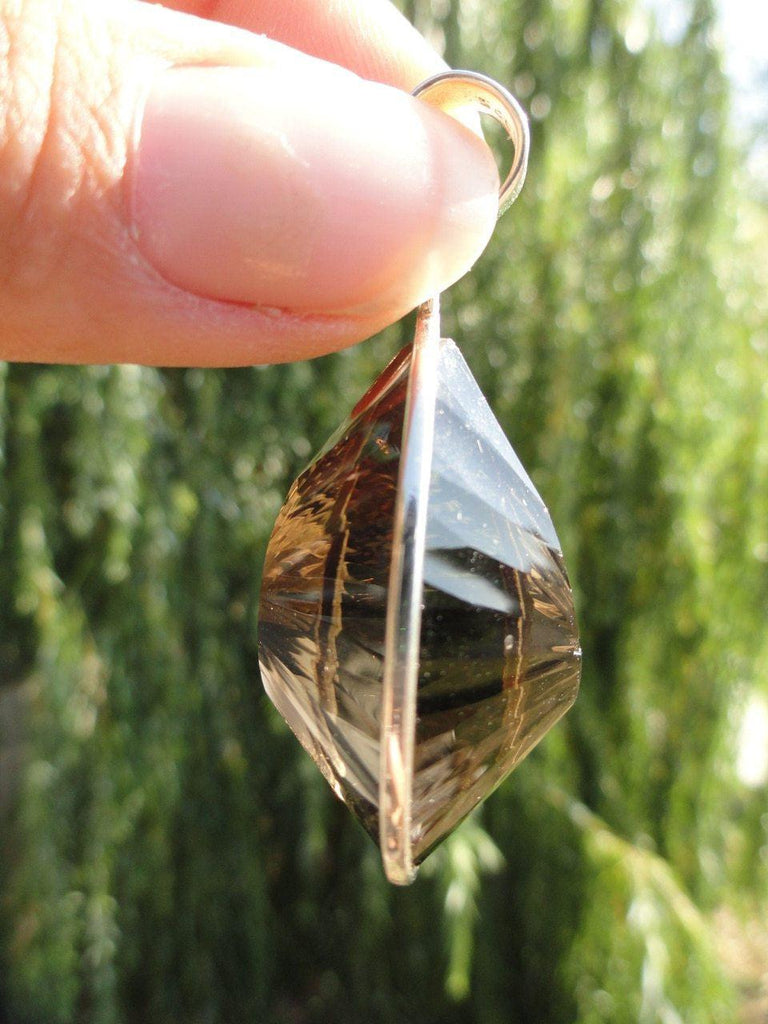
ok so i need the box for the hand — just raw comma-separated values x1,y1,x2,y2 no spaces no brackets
0,0,499,366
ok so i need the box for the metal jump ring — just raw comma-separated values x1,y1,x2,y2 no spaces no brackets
412,70,530,217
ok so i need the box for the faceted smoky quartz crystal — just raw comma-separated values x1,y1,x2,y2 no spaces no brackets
258,339,581,872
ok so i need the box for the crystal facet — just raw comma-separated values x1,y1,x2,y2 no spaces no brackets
258,339,580,873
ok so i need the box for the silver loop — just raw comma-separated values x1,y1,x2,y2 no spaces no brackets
412,70,530,217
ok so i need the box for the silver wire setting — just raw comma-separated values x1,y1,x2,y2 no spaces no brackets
378,74,532,883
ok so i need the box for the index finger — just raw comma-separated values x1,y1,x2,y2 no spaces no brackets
159,0,447,89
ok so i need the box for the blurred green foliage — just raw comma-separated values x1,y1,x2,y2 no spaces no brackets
1,0,767,1021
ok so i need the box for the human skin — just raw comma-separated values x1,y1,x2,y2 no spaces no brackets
0,0,499,366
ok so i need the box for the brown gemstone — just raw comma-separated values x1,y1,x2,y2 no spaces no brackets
258,340,580,869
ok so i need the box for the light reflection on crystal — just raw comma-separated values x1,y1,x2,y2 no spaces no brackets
258,340,580,865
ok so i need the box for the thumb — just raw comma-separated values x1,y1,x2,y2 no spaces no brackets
0,0,499,366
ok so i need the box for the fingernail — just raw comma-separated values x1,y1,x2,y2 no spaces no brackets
130,64,499,315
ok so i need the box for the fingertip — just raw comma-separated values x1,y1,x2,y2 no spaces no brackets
160,0,448,90
131,65,499,322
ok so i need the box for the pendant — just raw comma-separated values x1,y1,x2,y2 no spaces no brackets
258,72,581,884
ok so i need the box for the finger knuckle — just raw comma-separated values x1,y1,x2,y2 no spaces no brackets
0,0,124,297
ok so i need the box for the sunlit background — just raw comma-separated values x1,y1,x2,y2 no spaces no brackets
1,0,766,1022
